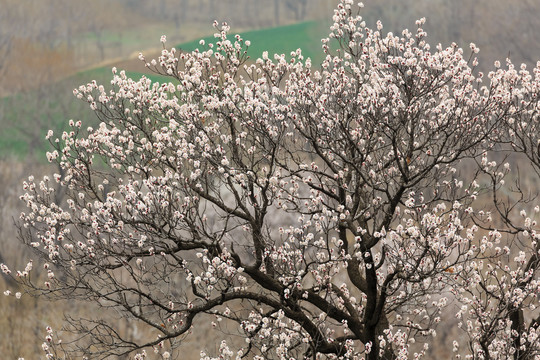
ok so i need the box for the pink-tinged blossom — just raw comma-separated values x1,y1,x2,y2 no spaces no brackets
12,1,540,359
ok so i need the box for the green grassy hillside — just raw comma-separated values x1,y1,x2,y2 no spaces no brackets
0,21,326,159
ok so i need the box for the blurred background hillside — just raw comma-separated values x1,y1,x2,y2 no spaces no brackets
1,0,540,158
1,0,540,358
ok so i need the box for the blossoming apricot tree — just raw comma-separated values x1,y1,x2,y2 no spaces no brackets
5,1,540,359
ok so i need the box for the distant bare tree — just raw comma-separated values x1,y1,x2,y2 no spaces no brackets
285,0,307,21
274,0,280,25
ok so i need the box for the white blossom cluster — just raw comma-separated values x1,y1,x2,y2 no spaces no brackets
4,0,540,359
